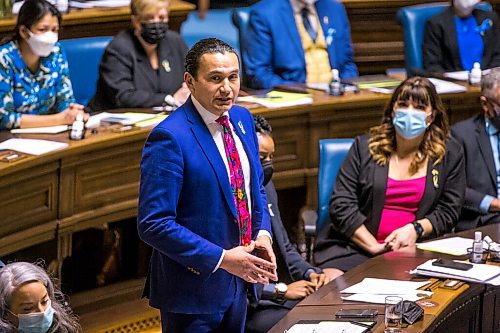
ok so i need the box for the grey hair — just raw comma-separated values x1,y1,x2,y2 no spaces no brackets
481,67,500,99
0,262,82,333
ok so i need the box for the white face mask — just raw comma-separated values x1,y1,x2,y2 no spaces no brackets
26,30,58,57
454,0,480,15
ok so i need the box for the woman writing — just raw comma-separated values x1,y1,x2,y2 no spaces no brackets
0,262,81,332
0,0,86,130
314,77,466,272
88,0,190,111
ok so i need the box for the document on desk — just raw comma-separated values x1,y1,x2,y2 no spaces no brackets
87,112,157,128
417,237,488,256
237,91,312,108
341,278,431,295
286,321,370,333
443,71,469,81
0,138,68,156
342,293,427,303
411,259,500,285
10,125,69,134
428,78,467,94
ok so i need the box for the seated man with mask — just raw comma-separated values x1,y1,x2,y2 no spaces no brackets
246,115,342,333
452,68,500,230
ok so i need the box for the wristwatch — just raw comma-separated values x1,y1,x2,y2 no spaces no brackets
274,282,288,301
412,221,424,238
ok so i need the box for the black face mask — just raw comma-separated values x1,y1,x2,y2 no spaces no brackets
261,159,274,186
140,22,168,44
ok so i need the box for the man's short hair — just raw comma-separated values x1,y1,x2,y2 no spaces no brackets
184,38,238,77
253,115,272,136
481,67,500,98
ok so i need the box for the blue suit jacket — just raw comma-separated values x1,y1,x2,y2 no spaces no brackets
138,97,271,313
244,0,358,89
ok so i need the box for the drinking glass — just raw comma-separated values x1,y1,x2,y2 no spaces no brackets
384,296,403,333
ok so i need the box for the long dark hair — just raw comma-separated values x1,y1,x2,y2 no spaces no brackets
11,0,61,42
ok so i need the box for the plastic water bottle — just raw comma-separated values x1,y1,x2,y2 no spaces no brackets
470,231,484,263
469,62,482,86
70,113,85,140
329,69,344,96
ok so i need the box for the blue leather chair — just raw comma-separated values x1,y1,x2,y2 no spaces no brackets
180,9,240,55
60,36,112,106
396,2,492,74
303,138,354,261
232,7,251,86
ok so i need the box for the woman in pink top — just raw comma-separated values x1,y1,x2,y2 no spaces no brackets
314,77,466,272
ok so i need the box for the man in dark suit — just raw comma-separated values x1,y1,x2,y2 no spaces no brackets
452,68,500,231
423,1,500,72
246,115,340,333
138,38,277,333
244,0,358,89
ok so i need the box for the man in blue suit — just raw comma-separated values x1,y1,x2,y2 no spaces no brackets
244,0,358,89
138,38,277,333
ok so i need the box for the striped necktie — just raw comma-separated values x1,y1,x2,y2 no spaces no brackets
301,7,317,42
216,115,252,246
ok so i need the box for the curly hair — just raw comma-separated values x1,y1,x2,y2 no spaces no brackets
253,114,273,136
0,262,82,333
368,77,449,175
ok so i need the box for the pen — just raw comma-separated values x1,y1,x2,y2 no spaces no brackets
6,154,19,160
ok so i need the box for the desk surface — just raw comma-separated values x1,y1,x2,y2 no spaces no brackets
269,224,500,333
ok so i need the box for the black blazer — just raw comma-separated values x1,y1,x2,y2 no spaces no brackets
451,115,500,230
314,134,466,267
423,8,500,72
88,29,188,111
250,181,315,309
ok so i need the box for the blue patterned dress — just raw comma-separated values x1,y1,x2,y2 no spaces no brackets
0,40,75,129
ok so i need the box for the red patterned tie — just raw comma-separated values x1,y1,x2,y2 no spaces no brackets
216,115,252,246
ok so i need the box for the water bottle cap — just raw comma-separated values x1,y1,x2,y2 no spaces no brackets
475,231,482,241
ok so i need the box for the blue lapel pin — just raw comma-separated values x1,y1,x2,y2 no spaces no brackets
238,121,246,134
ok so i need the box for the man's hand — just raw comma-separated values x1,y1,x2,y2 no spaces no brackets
285,280,316,300
490,198,500,212
385,224,418,251
254,235,278,281
173,83,190,105
220,241,277,284
309,272,330,290
59,103,88,125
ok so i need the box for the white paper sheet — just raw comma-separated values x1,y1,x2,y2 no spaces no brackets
0,138,68,156
340,278,431,295
10,125,69,134
443,71,469,81
86,112,156,128
342,293,426,304
417,237,488,256
428,78,467,94
286,321,370,333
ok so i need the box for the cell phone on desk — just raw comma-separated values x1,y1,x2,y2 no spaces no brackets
335,308,378,319
432,258,473,271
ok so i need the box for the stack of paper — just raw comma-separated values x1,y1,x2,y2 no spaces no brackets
86,112,157,128
340,278,432,304
0,138,68,156
10,125,69,134
237,91,312,108
428,78,467,94
417,237,488,256
411,259,500,285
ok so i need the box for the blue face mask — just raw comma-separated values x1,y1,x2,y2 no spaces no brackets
17,303,54,333
392,108,429,139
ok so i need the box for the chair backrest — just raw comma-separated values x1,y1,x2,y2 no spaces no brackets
232,7,251,86
396,2,492,73
60,36,112,106
318,138,354,232
180,9,240,54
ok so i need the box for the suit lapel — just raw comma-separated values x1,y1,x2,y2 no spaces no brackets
134,37,158,88
476,117,497,186
315,1,337,68
184,99,237,219
442,9,462,69
281,0,305,62
157,34,174,86
416,160,440,218
371,163,388,235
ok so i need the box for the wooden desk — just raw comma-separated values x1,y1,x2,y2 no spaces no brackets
0,0,195,39
269,224,500,333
